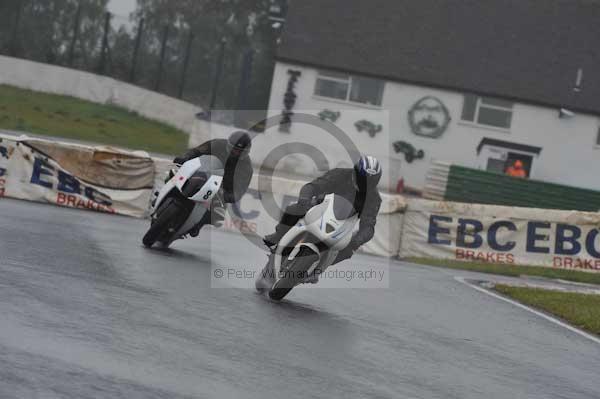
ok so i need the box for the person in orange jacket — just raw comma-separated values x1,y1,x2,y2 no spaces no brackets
506,160,527,178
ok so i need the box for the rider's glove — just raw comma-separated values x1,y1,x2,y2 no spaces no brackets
297,195,312,207
173,156,186,165
349,237,362,251
297,184,317,208
334,246,355,264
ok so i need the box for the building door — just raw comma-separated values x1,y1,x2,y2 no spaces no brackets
505,152,533,177
477,138,541,177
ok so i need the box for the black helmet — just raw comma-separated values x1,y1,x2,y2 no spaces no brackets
227,131,252,159
354,155,382,192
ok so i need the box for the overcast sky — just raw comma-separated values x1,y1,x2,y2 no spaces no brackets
108,0,137,17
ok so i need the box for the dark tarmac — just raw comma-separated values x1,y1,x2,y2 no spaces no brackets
1,198,599,399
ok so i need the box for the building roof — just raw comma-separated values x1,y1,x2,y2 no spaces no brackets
477,138,542,155
277,0,600,116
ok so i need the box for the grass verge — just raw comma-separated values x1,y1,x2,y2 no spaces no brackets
0,84,188,155
407,257,600,285
494,285,600,336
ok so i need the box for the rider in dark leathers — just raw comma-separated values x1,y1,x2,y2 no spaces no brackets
174,131,253,235
264,156,383,265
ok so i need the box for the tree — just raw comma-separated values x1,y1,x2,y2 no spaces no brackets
0,0,109,67
132,0,276,111
108,26,136,81
0,0,279,118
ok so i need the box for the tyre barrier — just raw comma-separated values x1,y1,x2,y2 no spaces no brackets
3,134,599,269
0,134,154,218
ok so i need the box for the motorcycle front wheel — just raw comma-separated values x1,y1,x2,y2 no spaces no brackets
269,247,320,301
142,198,183,248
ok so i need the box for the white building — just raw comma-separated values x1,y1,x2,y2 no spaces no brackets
261,0,600,192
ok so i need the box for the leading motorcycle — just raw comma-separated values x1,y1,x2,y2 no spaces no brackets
256,194,359,301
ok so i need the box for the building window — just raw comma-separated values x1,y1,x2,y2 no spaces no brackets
486,158,507,174
315,71,384,106
462,95,514,129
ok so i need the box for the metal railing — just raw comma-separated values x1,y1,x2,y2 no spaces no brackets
0,1,279,127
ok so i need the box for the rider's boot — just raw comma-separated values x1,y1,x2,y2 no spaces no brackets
263,223,291,249
189,223,202,237
302,274,319,285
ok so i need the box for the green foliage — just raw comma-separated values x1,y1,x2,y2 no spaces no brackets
495,285,600,336
0,85,188,155
0,0,278,116
0,0,109,67
407,257,600,285
132,0,276,109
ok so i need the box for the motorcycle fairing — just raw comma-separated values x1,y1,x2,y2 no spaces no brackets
272,194,359,278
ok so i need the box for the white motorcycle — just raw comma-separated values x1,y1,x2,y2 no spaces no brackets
256,193,359,301
143,155,224,249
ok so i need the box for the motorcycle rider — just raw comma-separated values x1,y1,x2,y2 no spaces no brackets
264,155,382,268
173,131,253,236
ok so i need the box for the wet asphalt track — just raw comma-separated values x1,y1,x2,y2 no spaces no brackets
1,198,600,399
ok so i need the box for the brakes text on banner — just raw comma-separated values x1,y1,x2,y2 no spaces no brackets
31,156,116,214
400,199,600,273
4,140,152,218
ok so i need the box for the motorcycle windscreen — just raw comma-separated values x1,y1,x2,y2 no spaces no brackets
181,171,209,197
332,194,358,220
196,155,224,177
182,155,224,197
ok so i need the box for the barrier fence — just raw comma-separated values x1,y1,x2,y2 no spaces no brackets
0,134,154,218
2,134,600,272
399,199,600,273
424,161,600,212
0,1,279,120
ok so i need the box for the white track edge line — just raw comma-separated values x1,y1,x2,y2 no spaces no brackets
454,276,600,346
